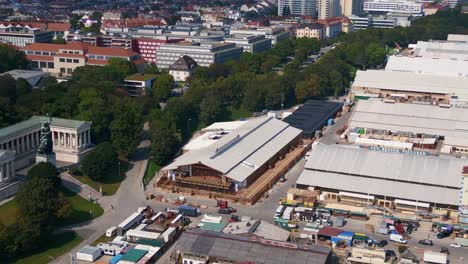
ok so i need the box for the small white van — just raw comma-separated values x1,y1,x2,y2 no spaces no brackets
106,226,117,237
389,234,407,244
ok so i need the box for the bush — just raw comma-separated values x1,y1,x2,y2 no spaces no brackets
398,245,407,254
69,167,82,176
80,142,117,181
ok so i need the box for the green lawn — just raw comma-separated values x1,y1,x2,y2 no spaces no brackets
0,199,20,225
221,106,252,121
13,231,82,264
90,233,113,246
60,187,104,226
72,160,129,195
143,158,161,186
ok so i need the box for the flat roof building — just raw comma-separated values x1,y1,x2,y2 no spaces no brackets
296,143,466,212
156,41,242,69
224,34,272,53
363,0,423,15
0,22,53,47
385,56,468,77
350,70,468,104
162,116,302,191
174,229,331,264
123,73,158,97
229,27,290,46
412,40,468,60
347,100,468,154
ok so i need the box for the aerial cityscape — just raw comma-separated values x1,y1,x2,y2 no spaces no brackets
0,0,467,264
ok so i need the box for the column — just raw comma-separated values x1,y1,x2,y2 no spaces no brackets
60,132,64,146
87,130,91,144
4,163,8,181
78,133,82,147
25,135,30,151
72,134,76,149
9,161,13,179
67,133,71,148
18,138,23,153
0,164,4,182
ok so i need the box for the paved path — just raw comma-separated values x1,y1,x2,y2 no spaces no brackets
52,137,150,264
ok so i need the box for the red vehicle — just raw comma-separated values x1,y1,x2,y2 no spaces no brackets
396,224,405,235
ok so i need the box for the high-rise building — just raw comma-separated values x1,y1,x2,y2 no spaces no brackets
318,0,342,19
278,0,316,16
340,0,364,16
363,0,423,16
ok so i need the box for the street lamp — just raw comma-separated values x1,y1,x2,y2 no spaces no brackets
118,161,121,178
187,118,192,138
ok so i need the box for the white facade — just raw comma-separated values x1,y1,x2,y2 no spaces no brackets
363,0,423,15
0,23,53,47
169,69,191,82
224,34,272,53
278,0,316,16
156,42,242,69
0,151,15,186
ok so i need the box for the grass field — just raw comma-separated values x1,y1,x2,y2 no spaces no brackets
13,231,82,264
72,160,129,195
0,199,20,225
90,233,113,246
227,107,251,120
143,158,161,186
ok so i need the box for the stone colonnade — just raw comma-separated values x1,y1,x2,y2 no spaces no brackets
0,130,41,155
0,152,15,184
52,129,91,149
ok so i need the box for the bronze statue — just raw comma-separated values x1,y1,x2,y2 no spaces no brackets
37,118,53,155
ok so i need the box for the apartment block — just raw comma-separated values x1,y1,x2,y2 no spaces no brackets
224,34,272,53
278,0,316,16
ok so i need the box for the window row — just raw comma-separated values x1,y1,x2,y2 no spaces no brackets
59,58,80,63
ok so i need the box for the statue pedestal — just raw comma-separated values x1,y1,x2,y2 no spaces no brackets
36,153,56,167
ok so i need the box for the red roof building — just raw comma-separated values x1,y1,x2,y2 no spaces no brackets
22,43,145,77
134,37,184,64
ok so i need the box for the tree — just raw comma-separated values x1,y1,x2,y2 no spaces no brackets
144,63,159,74
15,78,32,97
152,73,174,102
0,97,16,128
16,166,61,229
110,99,143,157
200,92,223,125
295,74,320,103
0,74,16,101
52,37,66,44
366,43,386,68
0,44,28,73
108,57,137,80
27,162,60,186
149,123,180,164
81,142,117,181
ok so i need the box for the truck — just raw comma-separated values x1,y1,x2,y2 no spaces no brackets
423,251,447,264
178,205,199,217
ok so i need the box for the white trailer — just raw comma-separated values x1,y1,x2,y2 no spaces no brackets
423,251,447,264
117,212,144,235
282,207,294,221
106,226,117,237
76,245,101,262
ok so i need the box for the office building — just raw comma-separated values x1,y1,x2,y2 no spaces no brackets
340,0,364,16
229,27,290,46
296,143,466,215
318,0,342,19
22,42,145,76
0,22,53,47
156,42,242,69
278,0,316,16
134,38,184,64
363,0,423,15
224,34,272,53
349,14,412,30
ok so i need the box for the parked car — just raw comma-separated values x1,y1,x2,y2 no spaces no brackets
315,218,322,225
437,230,451,239
418,239,433,246
218,208,235,214
389,234,407,244
385,250,396,258
440,247,449,254
450,243,461,248
377,240,388,247
406,224,414,234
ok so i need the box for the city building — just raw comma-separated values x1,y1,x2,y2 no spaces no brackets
318,0,342,19
278,0,316,16
349,14,413,30
346,99,468,154
168,55,198,82
296,143,466,215
229,27,290,46
22,42,146,76
156,42,242,69
295,23,325,39
0,150,16,200
174,229,331,264
363,0,423,15
134,38,184,64
317,17,344,38
385,56,468,77
0,70,49,87
123,73,158,97
340,0,364,17
224,34,272,53
0,22,53,47
223,219,291,241
349,70,468,104
161,116,302,192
